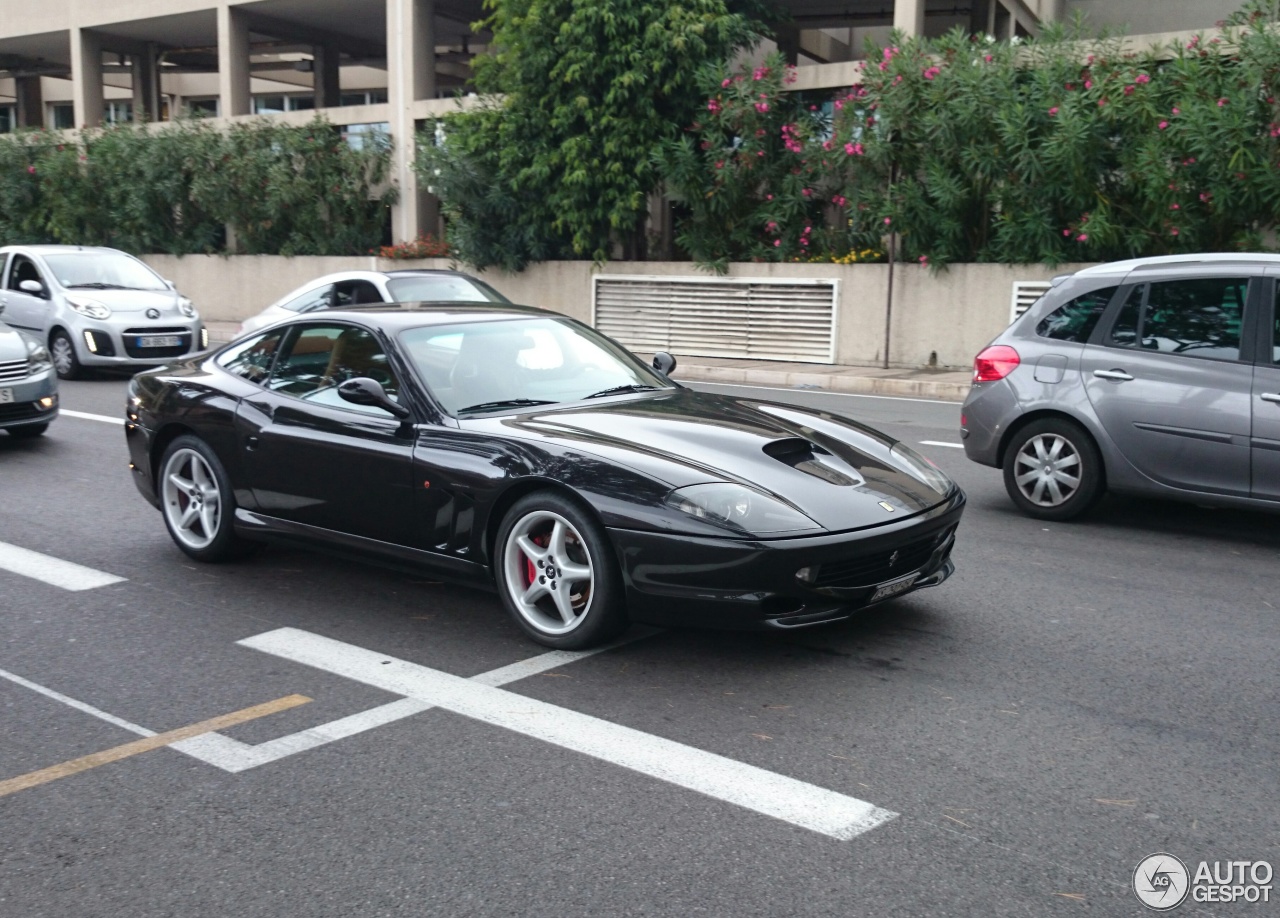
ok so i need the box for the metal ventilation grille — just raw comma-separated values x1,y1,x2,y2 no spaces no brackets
593,275,838,364
1010,281,1052,324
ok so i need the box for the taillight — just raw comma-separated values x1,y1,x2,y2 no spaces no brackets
973,345,1020,382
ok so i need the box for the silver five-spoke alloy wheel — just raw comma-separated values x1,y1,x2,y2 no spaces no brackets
161,448,223,550
1013,432,1081,507
502,510,595,635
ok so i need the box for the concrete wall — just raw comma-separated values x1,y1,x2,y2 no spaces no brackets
141,255,1094,369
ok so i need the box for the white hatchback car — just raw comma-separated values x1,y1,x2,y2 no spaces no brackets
238,269,511,336
0,245,207,379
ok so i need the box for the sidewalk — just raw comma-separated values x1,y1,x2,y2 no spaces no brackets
205,321,971,403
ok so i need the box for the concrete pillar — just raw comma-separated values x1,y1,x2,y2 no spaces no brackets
131,44,161,122
15,76,43,128
71,27,105,128
388,0,437,242
894,0,926,37
314,44,341,109
217,4,251,118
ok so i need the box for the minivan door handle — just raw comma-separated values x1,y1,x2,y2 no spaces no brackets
1261,392,1280,404
1093,369,1134,382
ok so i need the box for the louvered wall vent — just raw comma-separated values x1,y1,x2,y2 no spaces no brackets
1009,281,1052,324
593,275,838,364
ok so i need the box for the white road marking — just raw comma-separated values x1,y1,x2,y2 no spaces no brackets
0,666,155,737
175,627,660,772
58,409,124,425
238,628,897,840
689,381,961,405
0,542,126,591
919,440,965,449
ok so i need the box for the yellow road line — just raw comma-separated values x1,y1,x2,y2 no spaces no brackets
0,694,312,799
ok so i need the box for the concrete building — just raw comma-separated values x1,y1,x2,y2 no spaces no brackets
0,0,1245,243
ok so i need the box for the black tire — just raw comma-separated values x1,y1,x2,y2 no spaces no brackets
8,423,48,439
1002,417,1105,521
157,434,259,562
494,490,628,649
50,329,82,380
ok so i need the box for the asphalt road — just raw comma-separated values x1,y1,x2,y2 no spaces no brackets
1,376,1277,917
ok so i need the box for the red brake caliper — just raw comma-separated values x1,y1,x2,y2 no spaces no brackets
524,534,548,586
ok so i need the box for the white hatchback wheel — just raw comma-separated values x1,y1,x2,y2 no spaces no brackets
161,447,223,550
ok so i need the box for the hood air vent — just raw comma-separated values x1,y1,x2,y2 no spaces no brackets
763,438,862,487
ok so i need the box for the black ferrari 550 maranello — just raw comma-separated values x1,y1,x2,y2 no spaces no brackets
125,303,964,648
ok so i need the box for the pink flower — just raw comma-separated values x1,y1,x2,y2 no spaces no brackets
1123,85,1135,96
753,67,768,81
1049,107,1059,116
707,99,721,113
1066,83,1076,91
766,221,778,231
1158,120,1168,130
1217,97,1228,107
1097,98,1107,107
884,217,892,225
27,165,35,174
878,62,888,72
1063,229,1071,237
1200,192,1211,202
766,194,773,200
715,161,724,170
757,150,765,157
754,102,770,113
834,99,844,110
984,55,993,63
1170,227,1179,236
721,78,732,88
922,66,941,81
803,226,811,234
1172,107,1180,115
1076,233,1088,242
893,75,903,85
1170,204,1180,210
845,142,864,156
1136,73,1150,84
918,255,929,266
1084,80,1092,90
801,188,812,197
774,239,781,247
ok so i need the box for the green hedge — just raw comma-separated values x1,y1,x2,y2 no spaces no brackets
660,3,1280,269
0,118,395,256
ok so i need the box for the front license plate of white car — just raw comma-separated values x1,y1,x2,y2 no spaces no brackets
137,335,182,348
870,572,920,603
0,388,12,404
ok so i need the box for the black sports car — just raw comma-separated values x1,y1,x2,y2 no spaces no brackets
126,303,964,648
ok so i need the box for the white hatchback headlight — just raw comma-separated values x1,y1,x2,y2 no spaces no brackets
178,296,197,318
67,296,111,320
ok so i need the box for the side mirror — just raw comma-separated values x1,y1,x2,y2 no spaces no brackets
652,351,677,376
337,377,412,420
19,279,45,297
163,278,176,290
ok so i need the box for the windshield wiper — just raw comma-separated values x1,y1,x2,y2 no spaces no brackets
66,282,129,290
584,384,661,399
458,398,557,414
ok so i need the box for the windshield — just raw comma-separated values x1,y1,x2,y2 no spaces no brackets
386,275,509,304
399,316,671,415
43,253,169,291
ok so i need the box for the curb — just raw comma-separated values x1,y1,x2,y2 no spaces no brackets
673,365,971,403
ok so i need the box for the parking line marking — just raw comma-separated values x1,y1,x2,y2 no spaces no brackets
58,409,124,425
0,542,126,591
0,694,311,799
0,666,156,737
919,440,965,449
240,628,897,840
174,626,661,773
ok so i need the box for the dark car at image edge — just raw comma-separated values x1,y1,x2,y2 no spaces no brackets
125,302,964,647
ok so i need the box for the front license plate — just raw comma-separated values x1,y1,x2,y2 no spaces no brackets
870,571,920,603
136,335,182,348
0,388,12,404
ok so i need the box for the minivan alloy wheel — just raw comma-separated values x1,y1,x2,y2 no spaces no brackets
1012,433,1081,507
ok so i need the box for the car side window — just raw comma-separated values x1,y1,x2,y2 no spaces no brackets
1273,282,1280,364
1106,278,1246,361
279,284,333,313
1035,286,1117,342
333,280,383,307
268,324,400,415
6,254,45,293
217,331,284,384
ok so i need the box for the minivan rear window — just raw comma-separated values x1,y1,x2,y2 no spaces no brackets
1035,287,1117,342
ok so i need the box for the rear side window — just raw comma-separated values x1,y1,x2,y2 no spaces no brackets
1035,286,1116,342
1106,278,1247,362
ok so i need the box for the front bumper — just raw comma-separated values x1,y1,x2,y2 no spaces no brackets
608,489,965,630
0,367,59,430
76,322,207,368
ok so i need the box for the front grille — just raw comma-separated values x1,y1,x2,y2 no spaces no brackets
122,327,193,359
813,535,940,588
0,358,29,383
0,401,44,422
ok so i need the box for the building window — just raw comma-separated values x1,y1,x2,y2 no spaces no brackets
252,94,315,114
340,90,388,107
0,106,13,134
51,104,74,130
185,98,219,118
341,122,391,151
105,101,133,124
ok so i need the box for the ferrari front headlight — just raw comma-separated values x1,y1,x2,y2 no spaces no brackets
665,483,820,535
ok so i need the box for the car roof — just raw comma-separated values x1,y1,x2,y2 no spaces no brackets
1074,252,1280,277
296,301,556,329
1,245,129,256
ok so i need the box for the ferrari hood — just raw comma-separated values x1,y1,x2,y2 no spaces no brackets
484,389,955,533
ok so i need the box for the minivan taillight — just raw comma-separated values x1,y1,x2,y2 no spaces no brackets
973,345,1020,382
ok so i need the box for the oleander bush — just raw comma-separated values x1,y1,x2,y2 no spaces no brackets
0,118,395,256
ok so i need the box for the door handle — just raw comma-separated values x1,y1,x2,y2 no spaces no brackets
1262,393,1280,405
1093,369,1134,381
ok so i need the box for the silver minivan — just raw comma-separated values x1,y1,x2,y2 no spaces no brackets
0,245,207,379
962,253,1280,519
